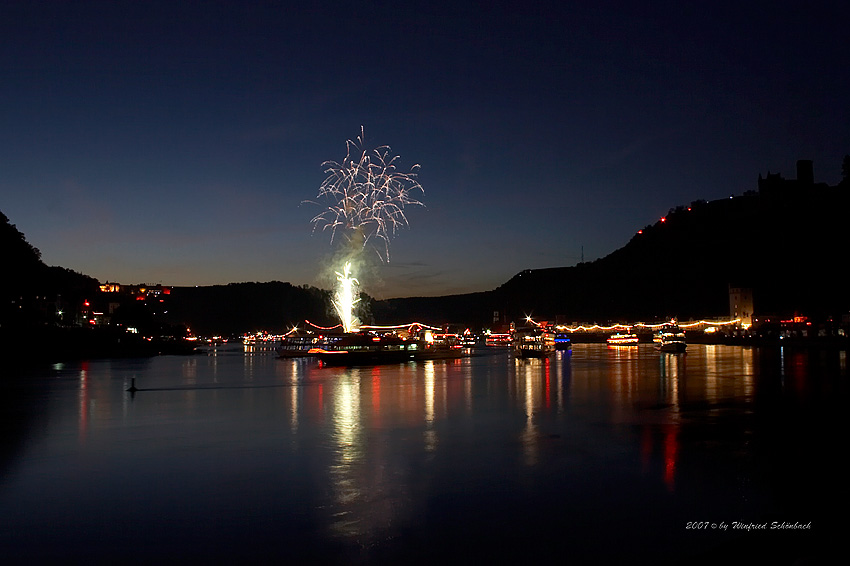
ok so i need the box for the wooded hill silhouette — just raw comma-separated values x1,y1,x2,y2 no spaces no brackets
1,211,98,328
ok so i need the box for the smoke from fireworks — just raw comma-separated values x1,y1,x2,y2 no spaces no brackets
306,126,424,263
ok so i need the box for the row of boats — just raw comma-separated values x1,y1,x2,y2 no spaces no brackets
512,325,687,357
607,330,687,352
278,326,570,364
277,329,471,366
275,324,686,366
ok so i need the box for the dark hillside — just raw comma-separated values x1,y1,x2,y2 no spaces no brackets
492,196,760,322
164,282,335,336
1,211,98,328
372,291,492,327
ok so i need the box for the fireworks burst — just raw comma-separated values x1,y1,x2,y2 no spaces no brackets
306,127,424,262
333,261,360,333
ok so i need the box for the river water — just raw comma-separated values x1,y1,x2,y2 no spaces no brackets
1,344,846,563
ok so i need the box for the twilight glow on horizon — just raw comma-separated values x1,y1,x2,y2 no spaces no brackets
1,1,847,298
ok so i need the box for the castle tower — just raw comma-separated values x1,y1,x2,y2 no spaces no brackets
729,286,753,328
796,160,814,185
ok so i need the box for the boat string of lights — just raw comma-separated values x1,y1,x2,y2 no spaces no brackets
269,317,744,338
303,319,442,333
304,320,343,331
519,315,744,332
361,322,443,332
552,318,743,332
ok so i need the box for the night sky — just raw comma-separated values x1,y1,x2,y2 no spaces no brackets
2,1,848,298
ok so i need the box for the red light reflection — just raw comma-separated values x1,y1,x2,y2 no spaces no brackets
663,425,678,492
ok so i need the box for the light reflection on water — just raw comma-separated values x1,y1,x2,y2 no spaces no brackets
423,362,437,452
2,344,845,562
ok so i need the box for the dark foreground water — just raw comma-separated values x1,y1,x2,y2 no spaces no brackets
1,344,846,564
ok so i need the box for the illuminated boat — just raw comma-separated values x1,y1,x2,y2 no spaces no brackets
607,333,639,346
554,332,572,350
655,329,687,353
276,333,323,358
417,330,465,360
309,332,420,366
485,333,512,347
513,326,556,358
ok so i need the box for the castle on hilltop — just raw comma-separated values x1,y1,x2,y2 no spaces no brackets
758,158,847,203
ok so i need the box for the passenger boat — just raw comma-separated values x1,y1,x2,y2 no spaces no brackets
417,330,465,360
308,332,420,366
655,329,687,353
513,326,556,358
276,332,323,358
607,333,639,346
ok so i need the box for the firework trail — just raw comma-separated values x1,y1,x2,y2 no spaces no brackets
333,261,360,333
306,126,424,262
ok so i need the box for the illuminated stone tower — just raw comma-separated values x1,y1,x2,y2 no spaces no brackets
729,286,753,328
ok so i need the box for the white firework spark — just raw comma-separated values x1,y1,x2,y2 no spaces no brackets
333,261,360,333
307,126,424,262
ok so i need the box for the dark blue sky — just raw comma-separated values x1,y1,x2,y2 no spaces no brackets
2,1,848,297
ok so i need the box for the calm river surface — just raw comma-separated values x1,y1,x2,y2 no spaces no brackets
1,344,846,564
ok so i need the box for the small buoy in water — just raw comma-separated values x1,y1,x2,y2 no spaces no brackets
127,378,138,393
